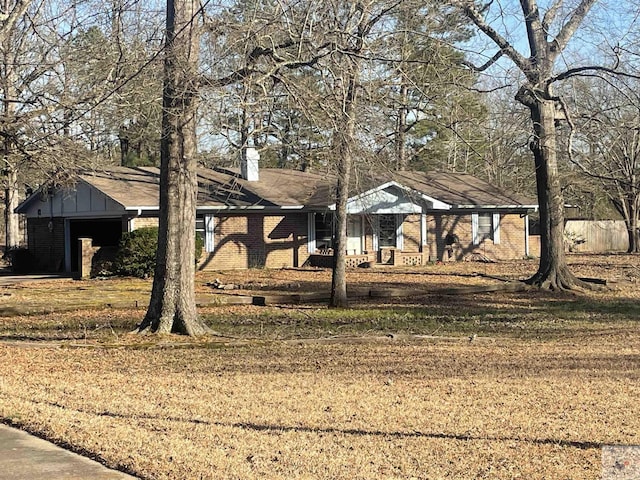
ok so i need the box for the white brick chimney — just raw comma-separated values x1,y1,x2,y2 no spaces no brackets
241,147,260,182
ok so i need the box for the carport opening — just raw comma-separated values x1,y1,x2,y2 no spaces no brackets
69,219,123,272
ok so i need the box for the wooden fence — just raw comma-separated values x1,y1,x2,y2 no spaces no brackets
564,220,629,253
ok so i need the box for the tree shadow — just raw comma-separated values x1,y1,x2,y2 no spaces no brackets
198,214,306,270
10,395,604,452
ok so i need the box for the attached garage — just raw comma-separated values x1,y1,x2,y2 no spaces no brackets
14,169,158,274
68,219,124,272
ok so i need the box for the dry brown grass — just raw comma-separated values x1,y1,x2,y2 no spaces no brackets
0,254,639,479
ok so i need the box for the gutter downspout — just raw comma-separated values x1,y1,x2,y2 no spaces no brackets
525,214,530,257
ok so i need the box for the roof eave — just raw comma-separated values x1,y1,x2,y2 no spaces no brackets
196,205,306,211
454,204,539,210
15,193,41,214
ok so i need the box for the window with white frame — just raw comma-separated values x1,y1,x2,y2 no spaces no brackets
308,212,334,254
478,213,492,239
472,212,501,245
203,214,215,252
196,216,205,241
378,214,397,247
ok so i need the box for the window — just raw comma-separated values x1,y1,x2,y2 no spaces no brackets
203,214,215,252
472,212,501,245
314,213,334,251
196,216,205,244
378,214,397,247
477,213,492,240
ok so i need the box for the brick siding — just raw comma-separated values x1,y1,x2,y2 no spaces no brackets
402,214,422,252
426,213,528,261
131,216,159,230
199,213,309,270
491,214,530,260
24,210,531,274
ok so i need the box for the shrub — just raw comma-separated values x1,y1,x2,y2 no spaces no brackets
195,232,204,263
114,227,205,278
7,248,34,274
115,227,158,278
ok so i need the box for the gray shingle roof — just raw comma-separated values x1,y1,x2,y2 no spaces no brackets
390,171,537,208
77,166,336,209
33,166,535,212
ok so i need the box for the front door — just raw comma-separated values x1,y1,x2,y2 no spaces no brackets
346,216,362,254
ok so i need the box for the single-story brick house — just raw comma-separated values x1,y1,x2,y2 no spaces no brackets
16,152,538,273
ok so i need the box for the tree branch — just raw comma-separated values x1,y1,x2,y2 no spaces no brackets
461,50,503,72
550,64,640,84
551,0,597,55
0,0,32,49
541,0,562,34
520,0,545,61
451,0,531,77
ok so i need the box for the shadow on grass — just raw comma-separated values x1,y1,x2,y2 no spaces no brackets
0,313,135,343
225,421,603,451
0,335,81,342
5,395,604,452
3,266,640,342
199,287,640,341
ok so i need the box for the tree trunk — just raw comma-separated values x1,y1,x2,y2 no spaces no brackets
330,72,358,308
4,165,20,250
627,226,638,253
525,98,584,289
2,37,19,252
457,0,598,291
396,83,408,171
628,202,640,253
138,0,210,335
330,167,349,307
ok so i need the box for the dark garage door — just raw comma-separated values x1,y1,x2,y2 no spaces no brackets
69,219,123,272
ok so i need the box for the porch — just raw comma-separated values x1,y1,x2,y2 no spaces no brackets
307,249,429,268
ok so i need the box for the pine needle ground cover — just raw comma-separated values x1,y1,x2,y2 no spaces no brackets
0,254,639,479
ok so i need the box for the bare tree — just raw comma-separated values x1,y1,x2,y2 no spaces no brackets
451,0,623,289
328,2,371,308
59,1,164,166
295,1,404,307
573,77,640,252
138,0,210,335
0,0,30,44
1,0,151,253
478,86,534,193
1,0,72,252
1,0,20,250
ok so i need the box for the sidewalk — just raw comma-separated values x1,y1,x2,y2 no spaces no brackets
0,424,137,479
0,273,72,286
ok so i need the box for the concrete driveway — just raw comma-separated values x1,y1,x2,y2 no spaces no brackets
0,424,137,479
0,273,73,286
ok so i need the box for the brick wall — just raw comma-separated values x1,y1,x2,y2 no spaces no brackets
78,238,99,278
131,216,159,230
402,214,422,252
126,210,531,271
427,214,471,261
426,213,529,261
199,213,309,270
491,213,529,260
26,217,65,272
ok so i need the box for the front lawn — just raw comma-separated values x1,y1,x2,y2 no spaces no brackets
0,254,638,479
